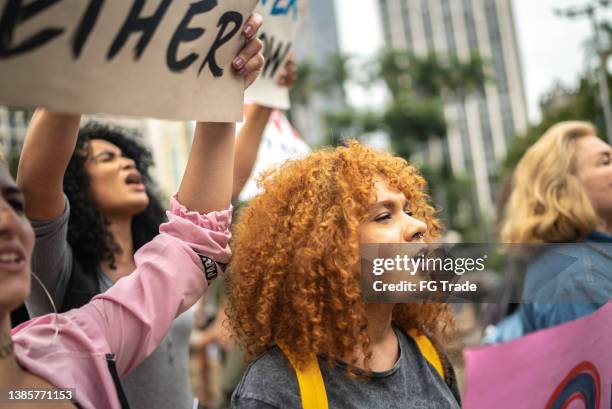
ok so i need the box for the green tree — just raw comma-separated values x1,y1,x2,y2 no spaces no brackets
501,72,604,178
290,59,318,106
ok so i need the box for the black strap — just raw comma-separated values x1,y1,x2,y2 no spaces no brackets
106,354,132,409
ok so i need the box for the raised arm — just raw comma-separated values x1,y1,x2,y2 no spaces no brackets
17,109,81,220
16,110,82,316
11,13,265,408
179,122,237,213
232,56,297,199
233,104,273,199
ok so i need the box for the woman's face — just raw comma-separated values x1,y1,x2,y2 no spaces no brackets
0,163,34,315
359,180,427,244
574,136,612,222
84,139,149,218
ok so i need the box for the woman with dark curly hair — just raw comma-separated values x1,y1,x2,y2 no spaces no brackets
228,141,461,408
14,13,265,409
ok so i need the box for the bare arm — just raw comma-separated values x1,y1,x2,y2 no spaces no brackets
17,109,81,220
232,104,273,199
178,122,236,213
232,55,297,199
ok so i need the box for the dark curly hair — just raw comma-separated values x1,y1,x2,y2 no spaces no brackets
64,122,166,272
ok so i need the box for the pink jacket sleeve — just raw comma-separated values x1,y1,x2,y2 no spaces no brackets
12,196,232,407
82,196,232,375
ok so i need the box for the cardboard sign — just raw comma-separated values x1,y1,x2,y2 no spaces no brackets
244,0,307,109
464,303,612,409
0,0,258,122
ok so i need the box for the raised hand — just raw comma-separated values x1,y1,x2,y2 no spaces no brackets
231,13,264,89
276,54,297,88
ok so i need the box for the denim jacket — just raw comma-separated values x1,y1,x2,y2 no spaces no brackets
520,231,612,334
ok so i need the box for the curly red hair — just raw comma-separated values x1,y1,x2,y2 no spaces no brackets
227,141,454,371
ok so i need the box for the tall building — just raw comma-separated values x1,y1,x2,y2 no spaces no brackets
292,0,346,145
378,0,528,217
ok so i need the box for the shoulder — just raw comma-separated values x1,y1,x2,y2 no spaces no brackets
12,312,117,408
526,244,610,303
30,195,70,234
232,347,300,408
395,327,461,403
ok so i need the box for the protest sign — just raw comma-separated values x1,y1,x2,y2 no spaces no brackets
464,303,612,409
244,0,307,110
0,0,258,122
238,107,310,201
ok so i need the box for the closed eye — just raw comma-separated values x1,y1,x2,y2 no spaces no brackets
374,212,391,222
6,197,25,214
97,152,117,162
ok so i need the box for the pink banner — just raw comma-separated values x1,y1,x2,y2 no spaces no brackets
464,303,612,409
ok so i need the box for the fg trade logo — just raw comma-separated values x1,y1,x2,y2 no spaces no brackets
545,362,605,409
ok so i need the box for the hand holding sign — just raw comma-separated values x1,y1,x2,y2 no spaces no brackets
275,53,297,88
233,12,265,89
245,0,308,109
0,0,260,121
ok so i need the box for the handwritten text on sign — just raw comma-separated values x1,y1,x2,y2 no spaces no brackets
244,0,307,109
0,0,258,122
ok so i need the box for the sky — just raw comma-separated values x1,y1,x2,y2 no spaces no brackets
333,0,612,123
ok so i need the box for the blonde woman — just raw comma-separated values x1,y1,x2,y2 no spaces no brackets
500,121,612,335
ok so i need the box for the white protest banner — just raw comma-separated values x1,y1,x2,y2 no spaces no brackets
464,303,612,409
0,0,258,122
238,107,310,201
244,0,307,110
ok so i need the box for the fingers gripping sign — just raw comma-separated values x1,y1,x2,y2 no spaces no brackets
0,0,260,122
232,12,265,89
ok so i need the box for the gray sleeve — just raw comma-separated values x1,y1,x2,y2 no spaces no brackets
25,196,73,317
231,348,299,409
231,396,280,409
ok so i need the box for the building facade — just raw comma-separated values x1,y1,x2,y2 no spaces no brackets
292,0,346,145
378,0,528,216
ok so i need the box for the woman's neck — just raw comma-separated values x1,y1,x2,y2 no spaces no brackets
101,215,136,282
0,314,22,388
353,304,398,372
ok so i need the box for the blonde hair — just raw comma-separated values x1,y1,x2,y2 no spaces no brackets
501,121,599,243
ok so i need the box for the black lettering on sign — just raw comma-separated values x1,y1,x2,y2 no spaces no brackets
199,11,242,76
0,0,64,58
166,0,217,72
260,33,291,78
72,0,104,58
107,0,172,61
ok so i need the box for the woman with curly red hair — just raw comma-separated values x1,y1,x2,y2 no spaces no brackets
228,141,460,408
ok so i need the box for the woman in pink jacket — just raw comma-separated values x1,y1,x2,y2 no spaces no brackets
0,16,264,409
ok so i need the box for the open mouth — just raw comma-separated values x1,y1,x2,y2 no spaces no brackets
0,249,26,273
125,172,146,191
125,171,142,185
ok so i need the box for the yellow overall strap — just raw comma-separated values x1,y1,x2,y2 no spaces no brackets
278,331,443,409
278,346,329,409
408,329,445,381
